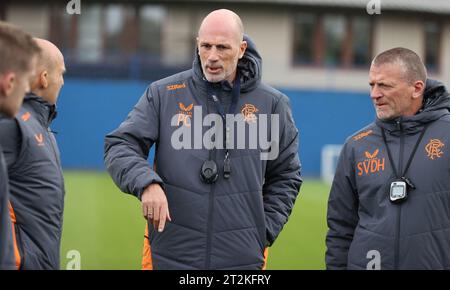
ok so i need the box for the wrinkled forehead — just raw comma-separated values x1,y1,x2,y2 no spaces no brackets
198,20,242,44
369,61,406,80
197,34,238,47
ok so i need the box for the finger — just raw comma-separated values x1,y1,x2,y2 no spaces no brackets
153,202,160,221
158,204,168,232
153,204,161,229
147,206,153,219
142,203,149,219
167,207,172,222
142,203,147,218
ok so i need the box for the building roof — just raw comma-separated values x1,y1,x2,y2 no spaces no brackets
159,0,450,15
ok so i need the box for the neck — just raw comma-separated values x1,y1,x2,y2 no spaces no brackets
226,70,238,86
408,98,425,116
30,90,54,105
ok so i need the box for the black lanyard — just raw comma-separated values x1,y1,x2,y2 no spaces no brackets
208,74,241,122
206,73,241,179
381,123,429,188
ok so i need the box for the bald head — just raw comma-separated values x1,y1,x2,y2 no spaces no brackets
197,9,247,84
198,9,244,43
34,38,63,72
32,38,65,104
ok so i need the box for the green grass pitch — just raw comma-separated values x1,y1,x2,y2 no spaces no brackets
60,171,331,270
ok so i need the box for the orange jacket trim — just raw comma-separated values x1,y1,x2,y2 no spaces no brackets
262,247,269,270
142,223,153,270
8,202,21,270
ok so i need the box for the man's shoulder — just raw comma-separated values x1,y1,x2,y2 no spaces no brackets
254,82,286,102
0,115,20,134
0,105,37,140
0,116,21,153
435,113,450,125
345,123,378,145
149,69,193,91
249,83,292,113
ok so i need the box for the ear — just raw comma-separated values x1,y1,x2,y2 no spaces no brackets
238,41,247,59
412,80,425,99
0,74,6,97
40,70,49,89
0,72,16,97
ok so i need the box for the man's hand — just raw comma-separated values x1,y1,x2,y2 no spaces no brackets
141,183,171,232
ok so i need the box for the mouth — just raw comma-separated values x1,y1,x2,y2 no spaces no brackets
206,66,222,74
375,103,387,109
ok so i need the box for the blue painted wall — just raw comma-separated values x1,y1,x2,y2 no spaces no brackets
52,78,375,176
52,79,148,169
283,88,374,176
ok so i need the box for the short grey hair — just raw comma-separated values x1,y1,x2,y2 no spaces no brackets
372,47,427,84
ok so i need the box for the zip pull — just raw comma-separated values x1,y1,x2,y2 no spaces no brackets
223,151,231,179
396,117,404,132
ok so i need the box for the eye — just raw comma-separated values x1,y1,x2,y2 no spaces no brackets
216,45,229,50
201,43,212,49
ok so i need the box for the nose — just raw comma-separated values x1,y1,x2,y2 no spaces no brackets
370,85,382,100
207,47,219,63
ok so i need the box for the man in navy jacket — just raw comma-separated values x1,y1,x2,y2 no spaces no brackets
326,47,450,270
0,21,39,270
105,9,302,269
0,38,65,270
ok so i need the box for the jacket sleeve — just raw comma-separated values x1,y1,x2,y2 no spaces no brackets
325,141,359,270
0,118,21,167
0,118,21,269
0,151,16,270
104,85,164,200
262,95,302,246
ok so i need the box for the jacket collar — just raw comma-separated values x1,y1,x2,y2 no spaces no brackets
376,79,450,135
23,92,58,127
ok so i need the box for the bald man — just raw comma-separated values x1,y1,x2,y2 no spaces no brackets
105,9,301,269
0,38,66,269
31,39,66,105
